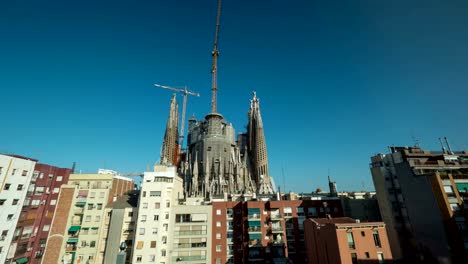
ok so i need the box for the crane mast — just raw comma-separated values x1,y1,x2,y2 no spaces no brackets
211,0,222,113
154,84,200,149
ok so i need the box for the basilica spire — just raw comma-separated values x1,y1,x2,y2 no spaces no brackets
160,94,179,165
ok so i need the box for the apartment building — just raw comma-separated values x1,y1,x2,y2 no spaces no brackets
42,173,133,264
212,198,344,264
370,146,468,263
12,163,73,264
132,165,183,264
100,191,138,264
171,199,212,263
304,217,392,264
0,154,37,264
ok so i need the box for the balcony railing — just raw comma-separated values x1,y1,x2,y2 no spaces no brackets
74,208,84,214
270,213,282,220
271,226,283,232
174,230,207,236
248,214,261,220
248,226,262,233
173,255,207,262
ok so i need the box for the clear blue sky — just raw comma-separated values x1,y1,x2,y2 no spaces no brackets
1,0,467,192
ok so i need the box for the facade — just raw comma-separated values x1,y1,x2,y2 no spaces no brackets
101,192,139,264
304,217,392,264
171,199,212,263
0,154,37,264
212,199,344,264
12,163,73,264
42,173,133,264
132,165,183,263
370,146,468,263
340,192,382,222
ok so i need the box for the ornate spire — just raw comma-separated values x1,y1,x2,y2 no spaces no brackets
160,94,179,165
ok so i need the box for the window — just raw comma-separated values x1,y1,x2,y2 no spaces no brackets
216,221,221,227
166,201,170,208
81,241,87,247
90,241,96,248
56,176,63,181
95,216,101,222
22,170,28,176
163,224,168,231
12,199,19,205
128,212,133,217
216,245,222,252
50,199,57,205
136,255,142,262
39,173,44,179
284,207,292,217
297,207,304,216
154,215,159,221
216,209,222,215
150,191,161,197
155,203,160,209
91,228,98,235
17,184,24,191
7,214,14,220
152,228,158,235
373,231,381,247
88,204,94,210
143,203,148,209
43,225,50,231
12,169,17,175
361,231,365,237
136,241,144,249
149,254,156,262
347,232,355,249
141,215,147,222
53,187,59,193
0,199,5,205
82,228,89,235
90,192,96,198
139,228,145,235
142,191,146,197
48,174,53,179
31,200,40,206
161,249,166,256
216,233,221,239
165,213,169,220
151,241,156,248
4,184,11,190
85,216,91,222
162,236,167,244
97,203,103,210
99,192,105,198
351,253,358,264
216,259,222,264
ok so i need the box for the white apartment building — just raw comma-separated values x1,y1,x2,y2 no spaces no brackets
132,165,183,264
0,154,36,264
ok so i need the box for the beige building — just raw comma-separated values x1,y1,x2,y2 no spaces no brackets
42,173,133,264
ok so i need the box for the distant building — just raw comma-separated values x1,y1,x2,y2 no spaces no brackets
304,217,392,264
101,191,139,264
42,173,133,264
340,192,382,222
12,163,73,264
0,154,37,264
370,145,468,263
212,199,344,264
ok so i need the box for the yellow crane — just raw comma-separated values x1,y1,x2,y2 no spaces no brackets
154,84,200,148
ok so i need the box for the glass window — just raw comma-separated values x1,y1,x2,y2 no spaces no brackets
216,209,222,215
150,191,161,197
373,231,381,247
347,232,355,249
56,176,63,181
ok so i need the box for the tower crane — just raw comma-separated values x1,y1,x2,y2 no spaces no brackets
154,84,200,149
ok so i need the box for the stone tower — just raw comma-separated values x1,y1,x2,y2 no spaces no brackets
160,94,179,165
248,92,274,194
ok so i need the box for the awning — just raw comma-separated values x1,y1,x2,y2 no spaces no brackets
75,202,86,206
68,226,81,232
248,221,261,227
67,238,79,243
249,233,262,239
15,257,28,264
248,208,260,214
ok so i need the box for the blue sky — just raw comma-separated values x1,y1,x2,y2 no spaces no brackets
1,0,467,192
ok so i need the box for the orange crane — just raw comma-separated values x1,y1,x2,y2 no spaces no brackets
154,84,200,148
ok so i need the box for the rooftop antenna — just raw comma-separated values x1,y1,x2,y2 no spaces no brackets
444,137,454,155
439,137,447,154
210,0,222,113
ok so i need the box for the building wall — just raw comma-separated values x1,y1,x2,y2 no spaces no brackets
0,154,37,264
13,164,73,264
132,165,183,263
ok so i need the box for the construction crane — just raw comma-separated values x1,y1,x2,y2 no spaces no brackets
210,0,222,113
154,84,200,149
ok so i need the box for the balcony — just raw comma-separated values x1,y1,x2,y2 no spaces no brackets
248,226,262,233
270,212,282,220
65,245,77,252
248,214,261,220
74,207,84,214
271,225,283,233
173,255,207,262
174,230,207,236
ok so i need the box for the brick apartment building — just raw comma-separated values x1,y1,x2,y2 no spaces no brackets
12,163,73,264
304,217,392,264
212,198,344,264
